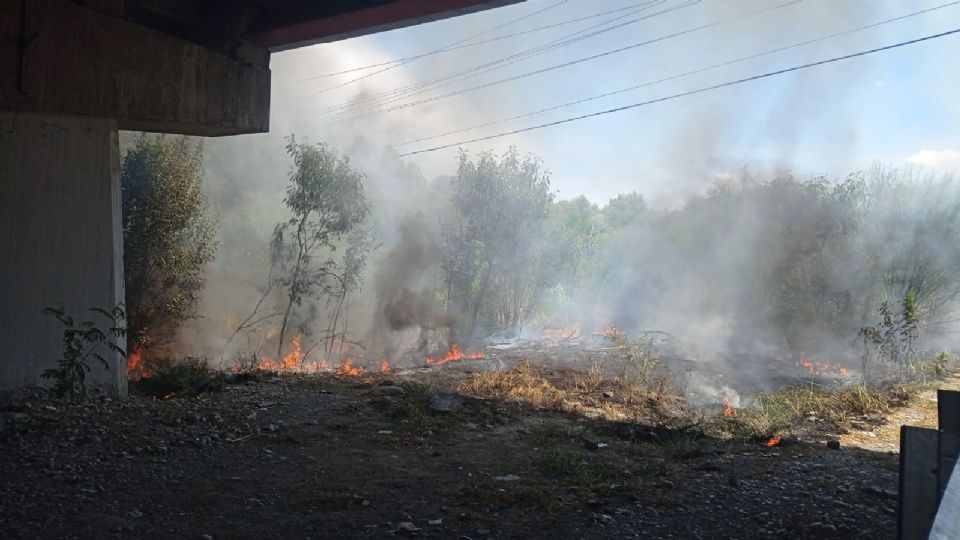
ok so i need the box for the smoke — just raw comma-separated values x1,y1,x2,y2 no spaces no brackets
371,214,458,351
162,2,960,389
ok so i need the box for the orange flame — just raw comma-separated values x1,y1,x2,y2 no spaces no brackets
592,325,621,337
765,433,782,447
259,335,305,372
425,344,485,366
723,394,738,417
127,346,150,379
335,358,365,377
797,353,849,377
543,327,580,340
380,359,391,373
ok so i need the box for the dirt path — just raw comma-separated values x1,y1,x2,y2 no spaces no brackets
841,374,960,453
1,372,904,540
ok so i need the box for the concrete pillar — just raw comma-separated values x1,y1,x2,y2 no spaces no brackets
0,112,126,395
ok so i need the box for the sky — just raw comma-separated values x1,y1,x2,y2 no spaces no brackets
263,0,960,207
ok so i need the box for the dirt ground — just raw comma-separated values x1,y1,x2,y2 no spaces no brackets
1,364,941,540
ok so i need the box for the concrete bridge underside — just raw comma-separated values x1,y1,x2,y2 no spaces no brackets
0,0,517,394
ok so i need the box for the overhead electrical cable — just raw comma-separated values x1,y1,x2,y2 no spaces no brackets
311,0,570,95
301,3,656,81
332,0,801,122
323,0,682,117
393,0,960,148
397,27,960,157
316,0,669,112
317,0,674,115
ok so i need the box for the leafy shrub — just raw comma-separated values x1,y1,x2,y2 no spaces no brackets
42,304,126,402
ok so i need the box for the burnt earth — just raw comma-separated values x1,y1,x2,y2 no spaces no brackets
0,373,897,539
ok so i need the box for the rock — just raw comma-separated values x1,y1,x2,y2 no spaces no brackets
266,424,279,432
476,528,491,535
493,474,521,482
808,522,837,534
379,386,406,397
602,391,614,398
826,440,841,450
392,522,421,534
197,534,213,540
862,485,897,499
428,519,442,526
583,438,608,450
428,393,466,415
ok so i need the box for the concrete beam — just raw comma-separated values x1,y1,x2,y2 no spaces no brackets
247,0,521,52
0,111,127,395
0,0,270,136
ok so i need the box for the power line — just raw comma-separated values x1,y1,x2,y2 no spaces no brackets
318,0,674,116
333,0,801,122
300,3,655,81
397,27,960,157
316,1,669,113
311,0,570,95
394,0,960,148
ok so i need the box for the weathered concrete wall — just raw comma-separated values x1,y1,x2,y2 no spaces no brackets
0,0,270,136
0,111,126,394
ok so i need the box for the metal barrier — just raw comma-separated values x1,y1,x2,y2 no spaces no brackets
899,390,960,539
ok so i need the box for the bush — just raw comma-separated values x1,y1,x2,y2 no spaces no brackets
121,134,217,349
42,304,126,403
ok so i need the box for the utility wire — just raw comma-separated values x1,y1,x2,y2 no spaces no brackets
325,0,679,117
333,0,800,122
397,27,960,157
394,0,960,148
301,3,655,81
311,0,570,95
318,0,673,115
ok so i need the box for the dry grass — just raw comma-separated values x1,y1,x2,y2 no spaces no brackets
456,360,685,423
720,381,913,440
457,361,567,410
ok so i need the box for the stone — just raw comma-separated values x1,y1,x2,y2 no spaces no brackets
392,522,421,534
428,393,466,415
584,438,608,450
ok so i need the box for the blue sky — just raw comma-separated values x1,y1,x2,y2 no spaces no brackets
268,0,960,207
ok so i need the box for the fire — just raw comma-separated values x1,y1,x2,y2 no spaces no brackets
797,353,849,377
380,359,391,373
127,346,149,379
723,394,738,417
592,325,621,337
259,335,305,371
543,327,580,340
425,344,485,366
335,358,365,376
765,433,782,447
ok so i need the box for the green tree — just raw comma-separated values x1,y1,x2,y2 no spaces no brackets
441,147,554,336
602,191,647,228
121,135,217,350
272,136,370,361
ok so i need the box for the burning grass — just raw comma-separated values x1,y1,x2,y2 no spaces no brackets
128,357,212,398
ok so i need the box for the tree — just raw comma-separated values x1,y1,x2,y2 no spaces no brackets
271,136,370,361
121,135,217,350
441,147,554,337
603,191,647,228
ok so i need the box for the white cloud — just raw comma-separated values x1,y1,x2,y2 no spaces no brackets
905,149,960,171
